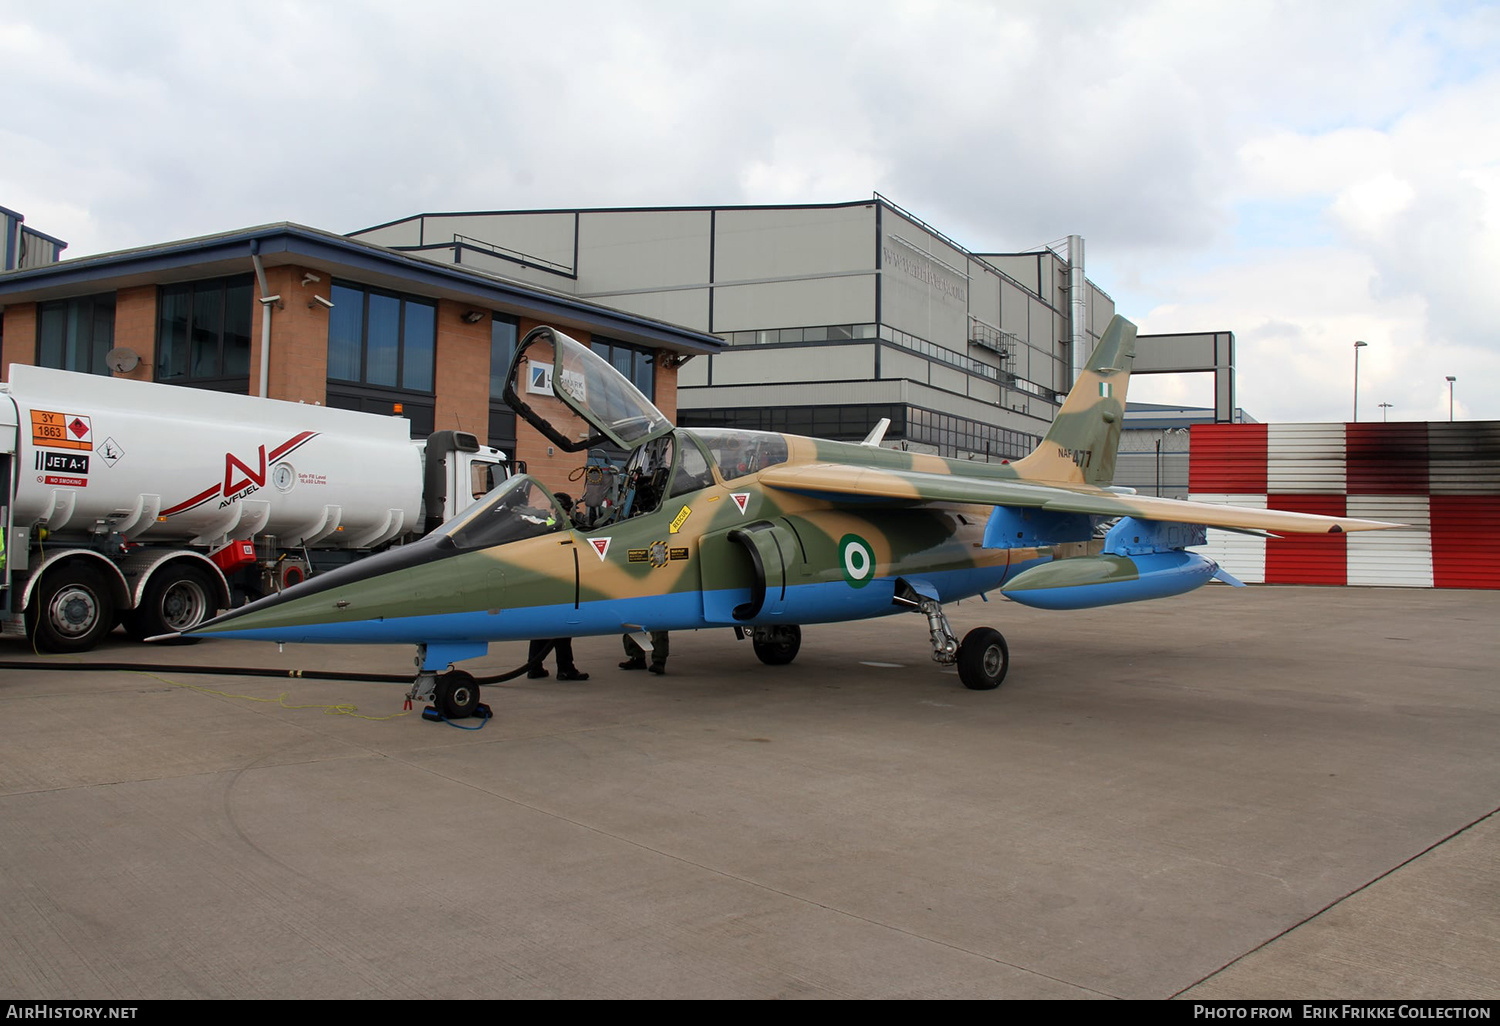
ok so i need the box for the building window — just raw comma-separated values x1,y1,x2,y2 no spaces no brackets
327,282,436,392
38,293,115,376
157,276,253,388
591,336,654,401
325,281,437,437
489,314,519,453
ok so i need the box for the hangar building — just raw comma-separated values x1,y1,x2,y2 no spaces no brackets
350,197,1136,461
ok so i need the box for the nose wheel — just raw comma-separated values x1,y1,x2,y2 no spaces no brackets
408,667,490,722
433,670,482,718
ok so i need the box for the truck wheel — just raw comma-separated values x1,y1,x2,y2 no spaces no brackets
28,565,117,653
124,565,216,641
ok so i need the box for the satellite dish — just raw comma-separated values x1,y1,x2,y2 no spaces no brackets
106,347,140,373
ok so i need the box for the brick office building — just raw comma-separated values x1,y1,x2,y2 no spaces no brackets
0,222,722,492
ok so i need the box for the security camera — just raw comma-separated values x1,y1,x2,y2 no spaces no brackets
301,272,322,286
313,295,334,309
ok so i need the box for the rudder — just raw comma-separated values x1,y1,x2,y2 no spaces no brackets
1012,314,1137,486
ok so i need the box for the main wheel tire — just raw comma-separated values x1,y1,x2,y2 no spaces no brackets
434,670,481,719
124,564,217,641
28,564,117,653
752,624,802,665
956,627,1009,691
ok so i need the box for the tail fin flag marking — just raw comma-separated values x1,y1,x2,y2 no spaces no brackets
1013,314,1137,488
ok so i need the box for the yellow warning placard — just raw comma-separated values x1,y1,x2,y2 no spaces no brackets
31,409,93,451
668,505,691,534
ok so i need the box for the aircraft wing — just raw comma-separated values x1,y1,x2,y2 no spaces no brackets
757,463,1404,535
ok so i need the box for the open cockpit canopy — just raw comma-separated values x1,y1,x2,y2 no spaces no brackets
503,326,674,453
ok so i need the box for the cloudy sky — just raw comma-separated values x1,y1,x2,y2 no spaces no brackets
4,0,1497,422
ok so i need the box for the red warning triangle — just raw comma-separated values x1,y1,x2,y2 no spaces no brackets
590,537,611,561
731,493,749,514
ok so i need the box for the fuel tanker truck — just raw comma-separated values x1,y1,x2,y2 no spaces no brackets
0,365,509,652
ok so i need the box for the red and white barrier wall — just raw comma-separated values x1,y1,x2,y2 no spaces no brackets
1188,423,1500,588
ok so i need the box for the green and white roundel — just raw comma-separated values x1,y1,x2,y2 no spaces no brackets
839,533,875,588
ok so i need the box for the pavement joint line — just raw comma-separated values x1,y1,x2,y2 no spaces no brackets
1169,804,1500,999
392,751,1124,999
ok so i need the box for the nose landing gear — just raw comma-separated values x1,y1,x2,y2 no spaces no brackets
409,649,492,722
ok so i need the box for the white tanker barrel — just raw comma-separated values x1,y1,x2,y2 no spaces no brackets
6,365,422,550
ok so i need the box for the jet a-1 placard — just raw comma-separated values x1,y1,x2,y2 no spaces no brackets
180,319,1403,718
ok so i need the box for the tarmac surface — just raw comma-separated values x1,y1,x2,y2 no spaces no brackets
0,585,1495,1000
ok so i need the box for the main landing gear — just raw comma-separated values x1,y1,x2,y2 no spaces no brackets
902,588,1010,691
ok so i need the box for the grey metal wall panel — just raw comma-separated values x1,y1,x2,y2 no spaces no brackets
1089,286,1115,336
880,215,970,346
594,289,711,332
1038,254,1060,307
879,347,929,383
1028,296,1052,351
906,380,1045,430
712,276,875,332
1132,333,1218,372
714,205,874,280
1346,496,1433,587
351,220,423,247
981,254,1043,297
967,376,1001,405
578,210,711,292
969,261,1001,329
928,363,968,395
1000,280,1029,338
435,246,579,292
17,230,63,269
678,378,905,409
1189,493,1268,582
677,356,710,387
709,343,876,386
1268,424,1346,493
413,212,578,272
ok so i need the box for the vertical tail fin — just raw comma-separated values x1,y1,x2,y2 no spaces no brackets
1012,314,1136,486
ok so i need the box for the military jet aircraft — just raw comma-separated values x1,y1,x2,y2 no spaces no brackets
181,317,1402,718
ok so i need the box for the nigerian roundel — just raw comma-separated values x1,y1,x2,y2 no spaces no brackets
839,533,875,589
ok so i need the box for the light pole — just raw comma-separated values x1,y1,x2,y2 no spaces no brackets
1378,402,1392,422
1446,376,1456,422
1353,340,1368,422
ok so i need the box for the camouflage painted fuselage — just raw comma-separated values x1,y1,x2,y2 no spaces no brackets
187,313,1403,668
189,431,1065,659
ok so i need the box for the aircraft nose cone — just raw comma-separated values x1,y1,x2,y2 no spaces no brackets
185,535,457,641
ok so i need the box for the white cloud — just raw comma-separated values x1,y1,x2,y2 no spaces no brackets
1,0,1497,419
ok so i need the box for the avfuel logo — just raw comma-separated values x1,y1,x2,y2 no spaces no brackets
221,446,268,506
161,432,319,518
839,534,875,589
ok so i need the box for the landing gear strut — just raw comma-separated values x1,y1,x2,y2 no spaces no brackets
408,648,490,721
910,593,1010,691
